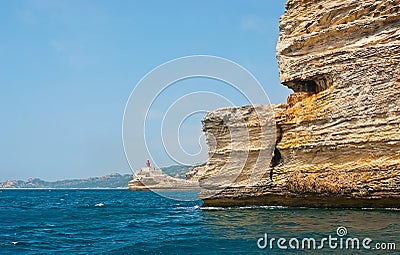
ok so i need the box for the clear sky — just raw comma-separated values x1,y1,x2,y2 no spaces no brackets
0,0,290,181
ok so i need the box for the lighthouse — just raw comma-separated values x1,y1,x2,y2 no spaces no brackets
146,160,151,168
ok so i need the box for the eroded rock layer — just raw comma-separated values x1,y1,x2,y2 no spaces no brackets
199,0,400,207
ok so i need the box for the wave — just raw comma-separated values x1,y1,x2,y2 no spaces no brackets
195,205,288,210
361,207,400,211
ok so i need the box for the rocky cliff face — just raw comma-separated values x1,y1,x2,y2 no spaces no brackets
198,0,400,207
198,105,279,199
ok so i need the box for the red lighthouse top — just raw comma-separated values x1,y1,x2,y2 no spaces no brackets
146,160,151,167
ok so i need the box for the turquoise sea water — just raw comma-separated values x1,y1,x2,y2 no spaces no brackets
0,190,398,254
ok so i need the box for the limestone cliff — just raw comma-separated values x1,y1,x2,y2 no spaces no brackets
199,0,400,207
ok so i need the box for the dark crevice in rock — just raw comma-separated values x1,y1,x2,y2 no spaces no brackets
270,147,282,167
270,125,283,180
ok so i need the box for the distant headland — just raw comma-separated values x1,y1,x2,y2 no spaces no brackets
128,160,199,191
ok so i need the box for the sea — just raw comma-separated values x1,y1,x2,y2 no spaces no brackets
0,190,398,254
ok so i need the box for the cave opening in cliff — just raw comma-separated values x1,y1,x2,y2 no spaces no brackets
285,77,332,94
287,80,317,93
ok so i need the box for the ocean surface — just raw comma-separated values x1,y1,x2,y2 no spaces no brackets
0,190,398,254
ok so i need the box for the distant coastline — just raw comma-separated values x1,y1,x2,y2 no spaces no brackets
0,173,132,189
1,165,194,189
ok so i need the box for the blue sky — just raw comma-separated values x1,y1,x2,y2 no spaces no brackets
0,0,290,181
